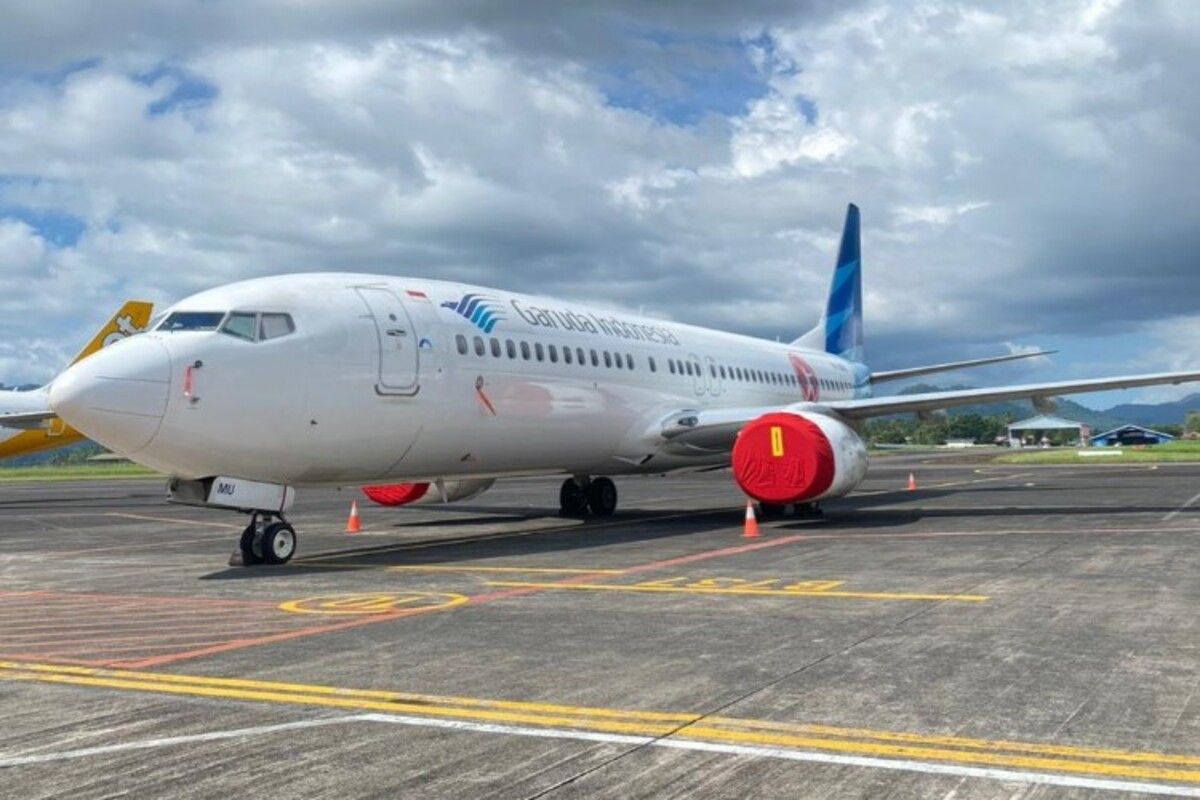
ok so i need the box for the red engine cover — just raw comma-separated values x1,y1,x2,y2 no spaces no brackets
732,413,836,503
361,482,430,506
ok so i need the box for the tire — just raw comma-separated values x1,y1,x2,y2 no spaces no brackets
239,524,263,566
586,477,617,517
260,521,297,565
559,479,587,517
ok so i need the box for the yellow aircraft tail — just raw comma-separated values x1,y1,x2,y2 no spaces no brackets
67,300,155,366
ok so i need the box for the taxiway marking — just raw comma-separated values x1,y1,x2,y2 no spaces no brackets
482,579,988,602
1164,490,1200,521
1,661,1198,795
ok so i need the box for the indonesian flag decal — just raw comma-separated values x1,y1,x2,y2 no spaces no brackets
789,354,820,402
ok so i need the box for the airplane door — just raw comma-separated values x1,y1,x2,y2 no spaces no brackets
355,287,419,395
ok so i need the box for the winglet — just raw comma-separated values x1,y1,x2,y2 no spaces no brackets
67,301,155,367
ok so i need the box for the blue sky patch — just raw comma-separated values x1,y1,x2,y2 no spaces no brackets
135,64,218,116
0,206,85,247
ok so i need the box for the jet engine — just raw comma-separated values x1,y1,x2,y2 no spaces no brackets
731,412,868,504
361,479,495,507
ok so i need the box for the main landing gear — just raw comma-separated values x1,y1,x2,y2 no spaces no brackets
232,511,297,566
756,501,822,520
559,476,617,518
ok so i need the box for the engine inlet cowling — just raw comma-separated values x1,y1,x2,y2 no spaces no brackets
731,411,868,504
361,482,430,506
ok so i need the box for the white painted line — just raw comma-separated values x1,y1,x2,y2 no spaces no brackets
0,716,367,767
106,512,244,530
1163,490,1200,522
356,713,1200,797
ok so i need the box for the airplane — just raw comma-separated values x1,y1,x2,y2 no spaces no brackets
0,301,154,461
23,205,1200,566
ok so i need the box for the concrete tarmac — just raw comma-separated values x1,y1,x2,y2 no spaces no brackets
0,456,1198,798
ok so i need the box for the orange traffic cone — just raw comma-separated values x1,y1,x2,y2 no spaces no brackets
345,500,361,534
906,472,917,491
742,500,760,539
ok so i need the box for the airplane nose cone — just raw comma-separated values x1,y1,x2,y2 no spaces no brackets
49,336,171,454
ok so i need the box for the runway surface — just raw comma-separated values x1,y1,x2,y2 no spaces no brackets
1,456,1198,798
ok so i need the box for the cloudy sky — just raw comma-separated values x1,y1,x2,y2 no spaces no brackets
1,0,1197,405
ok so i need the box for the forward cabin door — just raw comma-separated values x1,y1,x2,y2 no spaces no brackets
355,287,419,396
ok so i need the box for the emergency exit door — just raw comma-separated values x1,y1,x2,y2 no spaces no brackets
355,287,419,395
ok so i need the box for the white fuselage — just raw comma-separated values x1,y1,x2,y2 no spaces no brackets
49,274,869,486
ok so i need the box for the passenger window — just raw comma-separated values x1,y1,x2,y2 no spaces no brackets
709,364,716,377
719,365,726,379
520,341,531,360
603,351,612,368
626,354,634,370
490,338,501,357
590,349,599,366
649,356,657,372
577,347,586,365
473,336,486,356
506,339,517,359
535,342,544,361
548,344,558,363
668,360,676,374
220,312,257,341
456,334,468,355
259,313,295,341
563,347,573,365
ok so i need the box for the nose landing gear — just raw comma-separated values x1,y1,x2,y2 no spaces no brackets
231,512,297,566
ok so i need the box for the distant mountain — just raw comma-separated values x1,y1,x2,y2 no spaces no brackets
891,383,1127,430
1101,393,1200,428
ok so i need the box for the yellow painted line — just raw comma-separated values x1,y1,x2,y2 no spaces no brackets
0,669,685,738
0,661,692,723
704,717,1200,768
278,592,468,616
0,661,1197,784
386,565,626,575
482,581,988,603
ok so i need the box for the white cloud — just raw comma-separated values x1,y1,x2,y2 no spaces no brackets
0,0,1197,386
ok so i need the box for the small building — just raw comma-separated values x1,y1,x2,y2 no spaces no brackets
1006,414,1086,448
1088,424,1175,447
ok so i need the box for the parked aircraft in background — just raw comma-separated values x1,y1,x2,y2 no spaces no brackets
28,206,1200,565
0,301,154,461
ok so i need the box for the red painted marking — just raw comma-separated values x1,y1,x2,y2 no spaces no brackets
123,604,443,668
183,365,193,398
475,386,497,416
406,290,428,299
0,589,280,608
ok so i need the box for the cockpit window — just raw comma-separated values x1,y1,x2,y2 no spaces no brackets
259,313,295,341
158,312,225,332
220,312,258,341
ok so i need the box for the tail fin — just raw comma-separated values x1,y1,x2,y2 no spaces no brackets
793,204,863,363
66,300,155,367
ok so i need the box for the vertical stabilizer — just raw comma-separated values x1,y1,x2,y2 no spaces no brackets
793,204,863,363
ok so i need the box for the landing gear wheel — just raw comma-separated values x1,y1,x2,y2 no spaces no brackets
239,523,263,566
559,478,587,517
260,521,297,565
586,477,617,517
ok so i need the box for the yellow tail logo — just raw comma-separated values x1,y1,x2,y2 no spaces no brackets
68,301,154,366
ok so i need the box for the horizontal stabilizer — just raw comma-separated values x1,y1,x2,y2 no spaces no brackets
0,410,57,429
871,350,1057,383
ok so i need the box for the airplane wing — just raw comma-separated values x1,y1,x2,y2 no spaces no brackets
869,350,1056,383
659,370,1200,451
